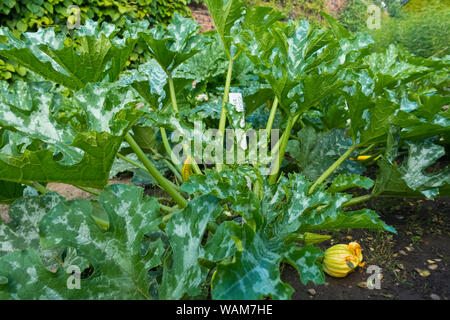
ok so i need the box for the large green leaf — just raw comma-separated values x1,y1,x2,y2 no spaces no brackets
286,126,365,181
377,140,449,199
174,33,228,84
0,20,142,89
159,195,221,299
0,192,88,272
299,209,396,233
181,166,260,202
179,169,395,299
364,45,430,94
239,17,372,117
284,245,325,285
393,94,450,141
119,59,193,109
0,181,24,204
328,174,374,193
344,85,399,145
0,192,63,257
0,81,141,188
211,224,294,300
204,0,245,59
273,175,351,238
5,184,164,300
265,174,395,235
139,13,206,74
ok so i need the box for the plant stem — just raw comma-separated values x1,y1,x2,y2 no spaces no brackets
125,133,187,208
75,185,101,196
168,75,179,114
118,146,183,192
160,127,182,172
29,182,49,194
268,116,295,184
217,58,234,172
265,96,279,137
270,113,300,157
359,143,375,155
190,158,202,175
167,75,202,176
163,74,181,170
160,204,179,214
308,144,359,195
342,194,373,208
116,153,148,172
162,159,183,182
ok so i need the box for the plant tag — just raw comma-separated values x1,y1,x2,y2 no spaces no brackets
229,92,247,150
229,93,245,128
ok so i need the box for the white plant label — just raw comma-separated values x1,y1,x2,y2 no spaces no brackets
228,92,247,149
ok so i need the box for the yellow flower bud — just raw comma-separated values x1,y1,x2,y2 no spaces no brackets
323,241,365,278
182,156,193,182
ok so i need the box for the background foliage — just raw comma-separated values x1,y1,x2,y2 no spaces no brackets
0,0,191,80
243,0,327,23
338,0,450,58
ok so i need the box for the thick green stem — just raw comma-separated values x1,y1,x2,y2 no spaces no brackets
117,153,147,172
268,116,295,184
160,204,179,214
125,133,187,208
162,159,183,183
359,143,376,156
29,182,49,194
160,127,182,172
118,153,183,192
168,75,179,114
308,144,359,195
265,96,279,137
270,113,300,157
75,185,101,196
342,194,373,208
217,59,233,172
167,75,202,176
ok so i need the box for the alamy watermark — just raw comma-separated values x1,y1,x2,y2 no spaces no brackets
366,265,382,289
67,5,81,30
66,265,81,290
363,0,382,30
168,119,281,175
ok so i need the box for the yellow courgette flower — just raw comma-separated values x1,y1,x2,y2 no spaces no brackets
323,241,365,278
182,155,193,182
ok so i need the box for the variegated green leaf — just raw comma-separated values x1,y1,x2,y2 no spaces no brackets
22,184,164,300
159,195,221,299
0,81,141,188
211,224,294,300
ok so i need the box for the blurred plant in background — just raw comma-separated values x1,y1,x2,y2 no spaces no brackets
243,0,327,23
338,0,449,58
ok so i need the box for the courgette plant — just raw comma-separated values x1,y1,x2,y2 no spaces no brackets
0,0,448,300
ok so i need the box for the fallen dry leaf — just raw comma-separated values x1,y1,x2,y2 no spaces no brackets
415,268,431,277
357,281,368,288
